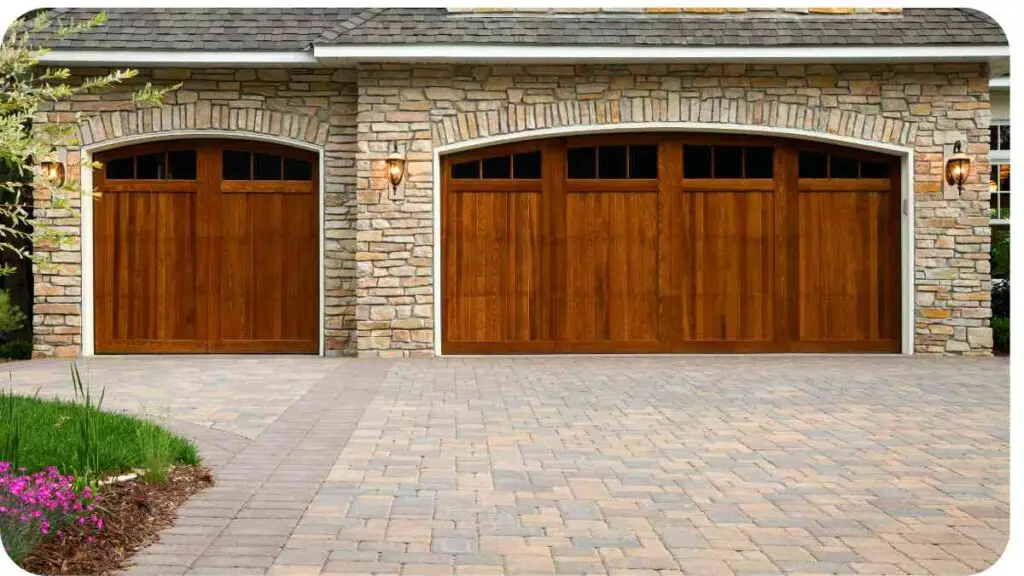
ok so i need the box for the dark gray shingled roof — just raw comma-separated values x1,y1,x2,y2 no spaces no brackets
32,7,1006,51
33,8,364,50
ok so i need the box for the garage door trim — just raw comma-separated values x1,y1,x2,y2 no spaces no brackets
78,130,326,356
432,122,915,355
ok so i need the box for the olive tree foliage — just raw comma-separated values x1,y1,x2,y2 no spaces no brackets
0,11,176,275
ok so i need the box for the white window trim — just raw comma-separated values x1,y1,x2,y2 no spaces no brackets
990,121,1010,225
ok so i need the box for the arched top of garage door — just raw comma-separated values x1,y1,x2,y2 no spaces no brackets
431,97,916,152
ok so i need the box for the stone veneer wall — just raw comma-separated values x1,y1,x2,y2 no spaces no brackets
34,62,993,357
33,68,358,357
356,63,993,356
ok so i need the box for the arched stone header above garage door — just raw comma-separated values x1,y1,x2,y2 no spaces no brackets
76,104,330,148
431,97,917,149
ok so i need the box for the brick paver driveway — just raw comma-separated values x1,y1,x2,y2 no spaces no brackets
7,356,1008,575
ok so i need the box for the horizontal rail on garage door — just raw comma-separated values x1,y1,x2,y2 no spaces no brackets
797,178,892,192
100,180,200,193
679,179,775,192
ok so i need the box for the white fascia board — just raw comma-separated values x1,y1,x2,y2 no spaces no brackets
990,76,1011,89
314,44,1010,63
37,50,317,66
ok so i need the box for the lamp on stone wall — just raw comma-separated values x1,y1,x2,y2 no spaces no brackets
385,141,406,192
944,140,971,192
39,160,66,187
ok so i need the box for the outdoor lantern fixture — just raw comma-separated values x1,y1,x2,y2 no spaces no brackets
39,160,66,187
385,141,406,192
944,140,971,192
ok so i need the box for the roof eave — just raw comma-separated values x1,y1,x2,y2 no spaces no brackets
311,44,1011,64
35,44,1010,67
36,50,318,67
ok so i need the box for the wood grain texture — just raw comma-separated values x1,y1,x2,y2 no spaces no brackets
93,140,318,354
442,134,900,354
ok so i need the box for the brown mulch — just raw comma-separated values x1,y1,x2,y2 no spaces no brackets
21,466,214,575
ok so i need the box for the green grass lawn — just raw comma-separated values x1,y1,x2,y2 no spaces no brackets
0,394,199,476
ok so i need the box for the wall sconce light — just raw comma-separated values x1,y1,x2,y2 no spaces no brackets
385,141,406,192
944,140,971,192
39,160,66,187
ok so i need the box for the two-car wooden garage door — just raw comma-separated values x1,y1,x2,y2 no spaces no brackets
442,133,902,354
94,139,318,353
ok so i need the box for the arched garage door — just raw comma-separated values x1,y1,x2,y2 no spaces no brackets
441,133,901,354
93,139,318,353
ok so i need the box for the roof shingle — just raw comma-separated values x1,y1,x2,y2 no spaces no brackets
29,7,1007,51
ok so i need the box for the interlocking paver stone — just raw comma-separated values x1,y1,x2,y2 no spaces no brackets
9,355,1006,575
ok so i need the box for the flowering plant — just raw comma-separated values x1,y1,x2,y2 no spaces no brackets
0,462,103,563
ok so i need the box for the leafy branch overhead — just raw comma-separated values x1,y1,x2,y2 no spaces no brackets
0,10,178,275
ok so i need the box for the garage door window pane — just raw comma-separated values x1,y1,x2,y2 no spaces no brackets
105,157,134,179
860,160,889,179
482,155,512,179
629,145,658,179
451,160,480,179
683,145,712,179
744,147,773,178
513,151,542,179
283,157,313,181
830,154,859,179
567,147,596,179
597,146,628,179
223,150,251,180
714,146,743,178
136,153,166,179
798,151,827,178
254,153,282,180
168,150,197,180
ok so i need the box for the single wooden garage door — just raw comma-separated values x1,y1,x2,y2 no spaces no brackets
94,139,318,353
442,133,901,354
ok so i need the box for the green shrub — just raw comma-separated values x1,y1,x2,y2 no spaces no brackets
992,317,1009,354
0,340,32,360
0,290,25,334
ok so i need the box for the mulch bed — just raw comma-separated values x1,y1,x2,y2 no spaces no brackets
21,466,214,575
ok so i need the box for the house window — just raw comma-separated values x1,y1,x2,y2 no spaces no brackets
990,122,1010,224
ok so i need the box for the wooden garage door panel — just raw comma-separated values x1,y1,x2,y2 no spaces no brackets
217,192,318,349
95,189,203,351
797,190,899,344
94,140,319,354
443,190,542,343
666,190,774,342
564,191,659,342
441,134,901,354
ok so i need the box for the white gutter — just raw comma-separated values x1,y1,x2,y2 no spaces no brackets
38,50,317,66
313,44,1010,63
36,45,1010,67
990,76,1011,89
